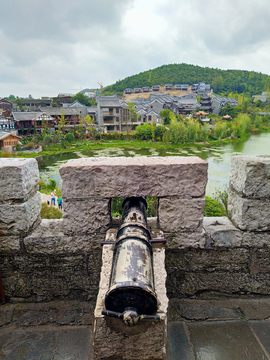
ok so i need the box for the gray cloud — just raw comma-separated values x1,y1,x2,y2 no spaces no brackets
1,0,270,97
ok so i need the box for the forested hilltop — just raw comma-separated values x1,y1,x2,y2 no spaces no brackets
103,64,270,96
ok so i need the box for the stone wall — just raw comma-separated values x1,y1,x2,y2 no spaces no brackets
166,155,270,299
1,155,270,304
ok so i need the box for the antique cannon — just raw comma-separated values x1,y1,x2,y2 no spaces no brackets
102,197,162,326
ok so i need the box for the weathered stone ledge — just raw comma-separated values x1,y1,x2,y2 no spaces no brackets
60,156,208,198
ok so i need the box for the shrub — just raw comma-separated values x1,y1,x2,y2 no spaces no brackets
41,202,63,219
155,125,166,141
38,180,47,192
135,123,152,140
47,178,57,191
65,133,75,143
0,151,10,157
204,196,226,217
43,135,53,145
24,142,34,150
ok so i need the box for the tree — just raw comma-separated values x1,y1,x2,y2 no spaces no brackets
126,103,138,133
151,120,156,141
155,125,166,141
135,123,152,140
41,117,46,137
71,92,92,106
160,109,173,125
57,109,67,136
84,115,94,133
65,133,75,143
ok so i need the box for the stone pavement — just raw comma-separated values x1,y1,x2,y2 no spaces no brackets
0,325,92,360
1,298,270,359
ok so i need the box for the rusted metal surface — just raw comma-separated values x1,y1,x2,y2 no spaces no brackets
104,197,159,325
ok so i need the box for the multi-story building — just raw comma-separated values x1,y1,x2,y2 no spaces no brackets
97,95,122,132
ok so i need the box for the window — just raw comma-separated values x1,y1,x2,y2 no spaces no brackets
148,115,152,121
116,108,119,113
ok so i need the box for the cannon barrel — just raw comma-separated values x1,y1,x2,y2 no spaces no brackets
103,197,160,326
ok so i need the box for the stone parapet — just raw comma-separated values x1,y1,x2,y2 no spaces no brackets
229,155,270,198
228,188,270,231
0,192,41,236
60,156,208,198
0,158,39,202
62,198,111,235
159,196,205,232
228,155,270,231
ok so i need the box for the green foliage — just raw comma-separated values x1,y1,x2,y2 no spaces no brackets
204,196,226,217
135,123,152,140
43,135,53,145
47,178,57,191
103,63,270,96
214,186,228,216
111,197,158,217
219,104,242,118
164,120,186,144
71,92,92,106
155,125,166,141
65,133,75,143
151,120,156,141
41,202,63,219
41,118,46,137
253,115,263,129
186,118,200,142
211,121,229,140
160,109,173,125
232,114,251,138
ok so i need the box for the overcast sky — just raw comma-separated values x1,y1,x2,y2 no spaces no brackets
1,0,270,98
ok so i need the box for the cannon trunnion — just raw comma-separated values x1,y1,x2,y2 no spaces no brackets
102,197,160,326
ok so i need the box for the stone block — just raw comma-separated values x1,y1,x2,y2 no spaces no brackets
0,158,39,202
0,192,41,236
60,156,208,198
92,230,168,360
230,155,270,198
24,219,105,253
242,231,270,248
62,198,110,235
182,272,270,297
0,236,21,254
203,217,243,248
228,188,270,231
250,248,270,274
159,197,205,232
164,230,205,249
166,248,249,273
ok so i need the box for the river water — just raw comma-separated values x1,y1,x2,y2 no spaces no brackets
37,132,270,197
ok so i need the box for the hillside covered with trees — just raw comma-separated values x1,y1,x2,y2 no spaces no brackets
103,64,270,96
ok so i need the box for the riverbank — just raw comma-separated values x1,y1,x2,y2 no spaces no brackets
0,136,251,159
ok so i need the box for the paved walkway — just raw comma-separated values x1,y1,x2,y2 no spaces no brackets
1,299,270,359
168,320,270,360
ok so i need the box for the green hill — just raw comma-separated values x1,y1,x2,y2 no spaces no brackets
103,63,270,96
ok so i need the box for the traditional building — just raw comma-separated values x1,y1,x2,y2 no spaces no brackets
12,112,54,135
200,94,213,113
211,97,238,115
0,131,20,151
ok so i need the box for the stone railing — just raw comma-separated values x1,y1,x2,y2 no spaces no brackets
0,155,270,303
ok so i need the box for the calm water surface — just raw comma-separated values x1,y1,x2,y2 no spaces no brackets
37,132,270,197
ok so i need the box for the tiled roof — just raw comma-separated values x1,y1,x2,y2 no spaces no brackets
39,108,81,115
0,131,20,140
